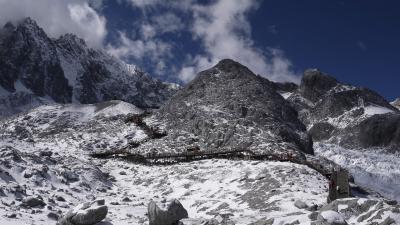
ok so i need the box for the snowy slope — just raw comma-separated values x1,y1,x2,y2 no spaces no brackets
1,100,399,224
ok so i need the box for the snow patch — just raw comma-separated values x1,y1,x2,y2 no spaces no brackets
364,105,394,116
280,92,292,99
14,80,33,94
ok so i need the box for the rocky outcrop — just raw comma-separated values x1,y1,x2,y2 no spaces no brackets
148,199,188,225
299,69,339,103
57,200,108,225
310,198,400,225
152,59,313,156
339,113,400,149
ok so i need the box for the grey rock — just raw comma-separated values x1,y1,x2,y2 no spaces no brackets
56,195,66,202
23,196,46,208
299,69,338,103
309,122,336,142
308,212,318,221
249,218,274,225
148,199,188,225
57,199,108,225
47,212,60,220
315,210,347,225
294,200,308,209
6,213,17,218
342,113,400,149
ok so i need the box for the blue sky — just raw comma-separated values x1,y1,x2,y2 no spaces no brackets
0,0,399,100
102,0,400,100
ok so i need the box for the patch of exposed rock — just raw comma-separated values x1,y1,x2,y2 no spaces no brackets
148,199,188,225
57,200,108,225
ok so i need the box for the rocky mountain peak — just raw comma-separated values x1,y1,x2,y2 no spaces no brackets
3,21,15,31
15,17,48,39
299,68,339,102
214,58,253,74
157,60,313,155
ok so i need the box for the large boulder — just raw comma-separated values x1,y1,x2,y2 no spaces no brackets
22,196,46,208
315,210,347,225
148,199,188,225
57,199,108,225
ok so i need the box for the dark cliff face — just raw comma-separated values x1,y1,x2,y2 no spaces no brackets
0,18,72,102
0,18,177,117
157,59,314,155
299,69,338,103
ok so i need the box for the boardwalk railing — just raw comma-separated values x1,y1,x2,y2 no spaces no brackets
89,148,332,178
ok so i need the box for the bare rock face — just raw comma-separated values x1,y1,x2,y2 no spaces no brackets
155,59,313,155
57,200,108,225
299,69,338,103
148,199,188,225
340,113,400,149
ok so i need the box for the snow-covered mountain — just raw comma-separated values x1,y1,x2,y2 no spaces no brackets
0,18,177,118
1,21,400,224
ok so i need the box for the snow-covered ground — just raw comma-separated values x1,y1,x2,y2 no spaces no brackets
315,143,400,202
102,159,328,225
1,101,399,225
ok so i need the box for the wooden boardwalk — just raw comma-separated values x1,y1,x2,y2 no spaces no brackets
89,148,332,178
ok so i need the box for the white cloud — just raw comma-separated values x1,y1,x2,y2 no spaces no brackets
106,31,172,72
151,13,185,34
178,0,299,83
0,0,107,48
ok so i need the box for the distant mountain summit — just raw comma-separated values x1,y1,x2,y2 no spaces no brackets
0,18,177,117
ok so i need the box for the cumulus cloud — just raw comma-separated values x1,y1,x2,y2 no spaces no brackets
151,13,185,34
178,0,299,83
122,0,299,83
106,31,172,71
0,0,107,47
